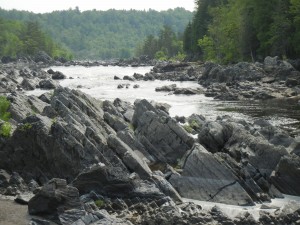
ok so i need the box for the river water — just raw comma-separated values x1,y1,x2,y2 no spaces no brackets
29,65,300,132
27,65,300,217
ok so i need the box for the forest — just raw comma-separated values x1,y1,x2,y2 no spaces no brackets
0,7,192,59
183,0,300,63
0,17,71,59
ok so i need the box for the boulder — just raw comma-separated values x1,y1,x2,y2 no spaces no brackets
0,169,10,187
34,51,53,64
174,88,202,95
21,78,37,90
169,144,254,206
123,76,135,81
52,71,67,80
39,79,58,89
270,155,300,196
133,99,194,164
155,84,177,92
133,73,144,80
107,134,152,179
73,164,164,200
28,178,82,222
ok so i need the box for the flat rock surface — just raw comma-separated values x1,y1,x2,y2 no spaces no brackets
0,197,30,225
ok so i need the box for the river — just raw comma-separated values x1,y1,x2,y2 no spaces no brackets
28,65,300,133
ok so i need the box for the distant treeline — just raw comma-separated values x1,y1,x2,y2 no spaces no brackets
0,17,72,59
183,0,300,63
0,7,193,59
136,25,185,61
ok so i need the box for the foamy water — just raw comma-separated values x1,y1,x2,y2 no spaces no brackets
26,65,299,127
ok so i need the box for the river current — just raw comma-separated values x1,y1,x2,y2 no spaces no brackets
28,65,300,133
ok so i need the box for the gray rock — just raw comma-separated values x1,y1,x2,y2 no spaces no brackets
169,144,254,206
15,192,34,205
30,218,51,225
123,76,135,81
28,178,82,222
39,79,58,89
133,99,194,164
270,155,300,196
174,88,202,95
155,84,177,92
133,73,144,80
21,78,38,90
117,129,155,164
107,134,152,179
52,71,67,80
0,169,10,187
103,112,128,132
198,121,232,153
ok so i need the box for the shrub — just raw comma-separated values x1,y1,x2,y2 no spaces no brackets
183,124,193,133
19,123,32,132
95,199,105,208
0,96,11,121
0,122,11,137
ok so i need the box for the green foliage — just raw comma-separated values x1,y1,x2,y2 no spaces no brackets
19,123,32,132
137,26,185,60
0,96,11,121
0,8,192,59
185,0,300,62
128,123,135,131
189,120,201,130
94,199,105,208
0,17,72,59
171,52,187,61
198,35,216,61
183,124,194,133
0,122,11,137
0,96,11,138
51,117,57,125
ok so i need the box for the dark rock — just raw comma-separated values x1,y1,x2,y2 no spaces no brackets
30,218,51,225
155,84,177,92
133,99,194,164
199,62,265,86
103,112,128,132
39,79,57,89
47,69,55,74
133,84,140,89
174,88,202,95
38,92,52,104
174,115,186,123
0,169,10,188
286,78,299,87
123,76,135,81
52,71,67,80
34,51,52,64
114,76,121,80
153,62,189,73
133,73,144,80
107,134,152,179
15,193,34,205
28,178,82,222
270,155,300,196
116,129,155,164
169,144,254,206
152,102,171,114
21,78,37,90
73,164,164,200
198,121,232,153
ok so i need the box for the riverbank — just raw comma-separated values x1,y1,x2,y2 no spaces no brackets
0,59,299,224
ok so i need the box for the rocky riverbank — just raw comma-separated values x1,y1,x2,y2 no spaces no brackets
0,59,300,224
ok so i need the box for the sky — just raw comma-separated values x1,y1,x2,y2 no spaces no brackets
0,0,195,13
